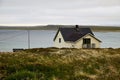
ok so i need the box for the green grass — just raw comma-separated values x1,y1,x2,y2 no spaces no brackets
0,48,120,80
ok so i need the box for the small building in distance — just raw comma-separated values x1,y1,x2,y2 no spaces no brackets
53,25,101,48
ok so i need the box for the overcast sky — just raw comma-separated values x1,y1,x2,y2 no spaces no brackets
0,0,120,26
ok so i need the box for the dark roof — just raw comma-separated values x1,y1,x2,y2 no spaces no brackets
54,27,95,42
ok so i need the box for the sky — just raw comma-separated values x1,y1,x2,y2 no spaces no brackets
0,0,120,26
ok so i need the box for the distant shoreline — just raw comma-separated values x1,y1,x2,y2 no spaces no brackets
0,25,120,32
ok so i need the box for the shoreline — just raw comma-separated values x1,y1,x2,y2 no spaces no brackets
0,26,120,32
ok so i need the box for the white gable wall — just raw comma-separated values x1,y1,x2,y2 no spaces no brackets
83,34,100,48
53,31,72,48
74,34,100,48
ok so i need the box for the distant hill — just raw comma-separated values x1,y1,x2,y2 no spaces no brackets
0,25,120,31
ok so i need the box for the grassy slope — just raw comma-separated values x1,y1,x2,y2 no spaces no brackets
0,48,120,80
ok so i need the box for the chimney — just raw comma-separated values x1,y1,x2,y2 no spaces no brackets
75,25,79,31
75,25,79,28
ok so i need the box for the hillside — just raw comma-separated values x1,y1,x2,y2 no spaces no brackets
0,48,120,80
0,25,120,31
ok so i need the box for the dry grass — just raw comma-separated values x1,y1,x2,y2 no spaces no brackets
0,48,120,80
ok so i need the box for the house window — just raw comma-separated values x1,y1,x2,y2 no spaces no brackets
83,38,91,44
59,38,61,43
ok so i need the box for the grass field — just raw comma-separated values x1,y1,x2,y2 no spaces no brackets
0,48,120,80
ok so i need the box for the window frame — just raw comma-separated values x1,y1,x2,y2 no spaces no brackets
59,38,61,43
83,38,91,44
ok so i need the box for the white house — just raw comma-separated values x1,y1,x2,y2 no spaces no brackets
53,25,101,48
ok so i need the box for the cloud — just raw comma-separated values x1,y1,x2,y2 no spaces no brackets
1,0,120,8
0,0,120,26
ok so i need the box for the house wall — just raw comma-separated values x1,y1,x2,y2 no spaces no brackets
74,34,100,48
53,31,72,48
54,32,100,48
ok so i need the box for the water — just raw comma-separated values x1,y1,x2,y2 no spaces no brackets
0,30,120,52
94,32,120,48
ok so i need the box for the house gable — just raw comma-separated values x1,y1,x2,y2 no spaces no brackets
53,31,70,48
53,30,65,43
75,33,101,43
53,29,64,42
73,33,101,48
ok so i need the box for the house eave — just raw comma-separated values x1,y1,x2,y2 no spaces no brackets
53,28,60,41
53,29,65,42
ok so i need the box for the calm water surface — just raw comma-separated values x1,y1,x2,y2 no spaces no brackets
0,30,120,51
